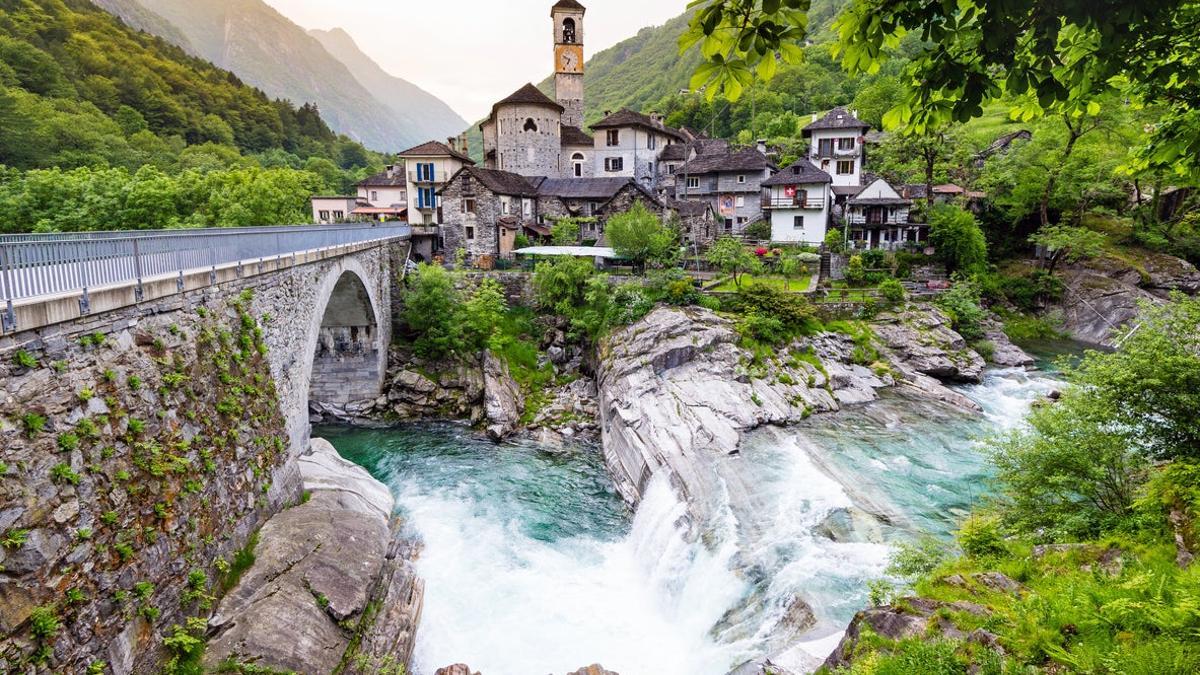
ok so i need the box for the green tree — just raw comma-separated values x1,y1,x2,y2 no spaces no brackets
550,217,585,246
778,255,802,292
1029,225,1107,276
604,202,680,270
688,1,1200,179
927,205,988,274
706,236,758,288
402,264,464,359
462,278,508,351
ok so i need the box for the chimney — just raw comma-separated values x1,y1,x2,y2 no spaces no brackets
385,164,395,179
812,113,818,123
603,109,612,117
756,139,768,155
447,137,458,152
460,132,469,156
650,111,663,125
851,109,859,119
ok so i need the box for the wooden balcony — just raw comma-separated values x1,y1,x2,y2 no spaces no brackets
762,197,825,210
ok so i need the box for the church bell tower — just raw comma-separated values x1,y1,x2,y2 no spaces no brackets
552,0,586,129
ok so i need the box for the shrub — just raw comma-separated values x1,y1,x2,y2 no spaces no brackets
605,202,681,269
743,219,772,242
878,278,906,304
824,227,846,253
956,514,1007,558
57,433,80,452
736,313,788,344
936,279,987,341
462,278,508,351
845,254,866,286
928,204,988,273
729,284,818,338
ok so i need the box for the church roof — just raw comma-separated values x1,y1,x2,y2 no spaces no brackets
551,0,586,13
591,108,686,140
492,83,564,117
763,159,832,186
397,140,474,164
562,125,594,146
802,107,869,134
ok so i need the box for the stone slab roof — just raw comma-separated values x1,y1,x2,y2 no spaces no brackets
803,107,869,133
848,197,912,206
763,160,832,186
538,177,640,200
591,108,686,140
357,171,406,187
552,0,587,13
493,83,563,117
457,167,539,197
677,147,775,175
397,140,474,164
562,125,594,146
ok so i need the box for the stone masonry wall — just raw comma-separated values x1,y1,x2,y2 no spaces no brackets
0,292,288,673
0,243,396,672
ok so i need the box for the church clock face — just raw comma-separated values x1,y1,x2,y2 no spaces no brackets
557,45,583,74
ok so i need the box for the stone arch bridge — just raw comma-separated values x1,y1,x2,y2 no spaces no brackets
0,224,411,462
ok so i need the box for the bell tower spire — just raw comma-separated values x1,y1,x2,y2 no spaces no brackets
552,1,586,129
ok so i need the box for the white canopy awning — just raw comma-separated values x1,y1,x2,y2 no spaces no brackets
513,246,623,259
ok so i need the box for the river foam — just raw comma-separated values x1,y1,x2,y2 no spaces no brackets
322,363,1063,675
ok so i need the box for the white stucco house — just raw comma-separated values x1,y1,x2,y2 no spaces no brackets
845,177,927,250
310,196,359,224
761,159,833,244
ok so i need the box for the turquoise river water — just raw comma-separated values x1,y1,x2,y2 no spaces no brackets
317,361,1064,675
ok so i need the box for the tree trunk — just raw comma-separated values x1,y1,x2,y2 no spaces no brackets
1170,506,1195,569
1041,115,1082,229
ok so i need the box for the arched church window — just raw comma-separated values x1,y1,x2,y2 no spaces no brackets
572,152,585,177
524,118,538,132
563,18,577,44
571,152,585,161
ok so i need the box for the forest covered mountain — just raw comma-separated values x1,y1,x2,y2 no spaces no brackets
119,0,466,152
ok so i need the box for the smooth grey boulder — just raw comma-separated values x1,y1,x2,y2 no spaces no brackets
872,308,986,383
482,349,523,440
981,319,1036,369
205,438,418,674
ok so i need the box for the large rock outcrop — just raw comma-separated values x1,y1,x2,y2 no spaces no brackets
823,597,998,671
205,438,423,673
596,307,846,516
482,349,523,440
872,308,986,382
1055,252,1200,346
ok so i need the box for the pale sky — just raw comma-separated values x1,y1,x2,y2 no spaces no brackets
261,0,689,121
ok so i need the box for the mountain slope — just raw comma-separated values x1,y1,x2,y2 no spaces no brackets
90,0,195,54
308,27,467,148
0,0,359,169
125,0,460,152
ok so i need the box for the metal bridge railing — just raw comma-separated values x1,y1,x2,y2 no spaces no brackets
1,224,409,331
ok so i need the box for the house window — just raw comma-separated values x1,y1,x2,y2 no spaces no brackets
606,130,620,146
605,157,624,172
464,198,476,214
524,118,538,132
501,199,510,214
737,175,746,184
793,215,805,229
669,165,677,175
837,161,854,175
735,196,745,208
466,226,475,241
332,210,344,221
370,190,378,201
648,135,656,150
572,152,585,177
838,137,856,150
318,210,331,222
686,177,700,189
737,217,747,225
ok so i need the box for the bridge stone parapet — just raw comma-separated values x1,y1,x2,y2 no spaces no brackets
0,230,407,672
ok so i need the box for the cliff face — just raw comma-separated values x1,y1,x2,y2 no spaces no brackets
1054,251,1200,346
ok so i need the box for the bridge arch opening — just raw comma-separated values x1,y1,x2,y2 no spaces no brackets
308,270,384,407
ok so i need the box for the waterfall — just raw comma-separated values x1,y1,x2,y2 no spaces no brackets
326,362,1066,675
